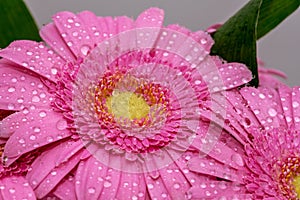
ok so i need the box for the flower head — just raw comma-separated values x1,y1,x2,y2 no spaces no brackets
0,8,252,199
187,85,300,199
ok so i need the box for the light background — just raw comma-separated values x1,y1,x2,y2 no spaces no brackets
24,0,300,86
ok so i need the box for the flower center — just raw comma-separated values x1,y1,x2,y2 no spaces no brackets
106,91,150,120
278,156,300,199
293,175,300,198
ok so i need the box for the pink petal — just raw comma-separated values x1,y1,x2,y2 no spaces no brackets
0,61,52,111
53,11,95,57
78,11,134,46
75,156,106,200
218,63,252,90
26,140,83,190
115,172,146,200
52,174,76,200
3,109,72,166
135,8,164,28
188,155,243,182
167,24,214,52
192,136,246,170
33,149,84,199
292,86,300,129
240,87,284,130
187,182,251,199
40,23,76,62
278,85,293,127
0,176,36,200
0,40,64,83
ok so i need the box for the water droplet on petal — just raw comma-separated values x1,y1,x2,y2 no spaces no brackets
39,111,47,118
80,45,91,56
56,119,68,130
103,181,112,188
88,187,96,194
293,101,299,108
33,127,41,133
51,67,58,75
8,87,16,93
29,135,36,140
7,104,15,110
32,96,40,103
268,108,277,117
231,153,244,167
173,183,180,189
9,188,15,194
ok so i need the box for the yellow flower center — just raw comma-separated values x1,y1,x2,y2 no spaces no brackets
293,175,300,198
106,91,150,120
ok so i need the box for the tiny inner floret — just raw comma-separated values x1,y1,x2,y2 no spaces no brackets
106,91,150,120
94,70,170,128
293,175,300,198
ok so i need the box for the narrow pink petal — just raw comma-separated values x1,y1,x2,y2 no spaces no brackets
40,23,76,62
218,63,252,90
53,11,94,57
225,89,261,130
115,172,146,200
192,136,246,170
292,86,300,129
34,149,84,199
52,174,76,200
278,85,293,127
135,8,164,28
3,109,72,166
96,152,121,199
0,40,64,83
240,87,284,130
167,24,214,52
26,140,83,190
188,155,243,182
157,163,190,199
0,61,52,111
144,174,170,200
0,176,36,200
175,152,214,186
75,156,106,200
187,182,251,199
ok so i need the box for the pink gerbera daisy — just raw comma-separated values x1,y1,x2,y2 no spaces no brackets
0,8,252,199
187,85,300,199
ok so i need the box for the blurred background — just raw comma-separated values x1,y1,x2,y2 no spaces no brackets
23,0,300,86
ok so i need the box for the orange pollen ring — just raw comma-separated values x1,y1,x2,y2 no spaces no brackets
93,71,170,127
277,156,300,198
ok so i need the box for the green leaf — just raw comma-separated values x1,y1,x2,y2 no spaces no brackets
257,0,300,39
211,0,299,87
0,0,41,48
211,0,262,87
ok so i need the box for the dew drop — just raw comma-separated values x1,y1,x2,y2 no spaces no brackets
147,184,154,189
39,111,47,118
8,87,16,93
33,127,41,133
17,98,24,104
32,96,40,103
268,108,277,117
173,183,180,189
231,153,244,167
259,93,266,99
103,181,112,188
80,45,91,56
9,188,15,194
7,104,15,110
11,78,17,83
293,101,299,108
18,138,25,144
88,187,96,194
51,171,57,176
51,67,58,75
56,119,68,130
29,135,36,141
